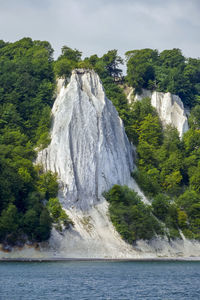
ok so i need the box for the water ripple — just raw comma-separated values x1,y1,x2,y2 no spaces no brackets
0,261,200,300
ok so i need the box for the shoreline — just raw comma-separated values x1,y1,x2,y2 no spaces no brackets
1,257,200,262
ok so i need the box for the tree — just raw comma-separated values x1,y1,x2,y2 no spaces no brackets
105,185,163,243
138,114,162,147
61,46,82,62
189,163,200,192
37,171,58,200
47,198,73,231
0,204,19,241
102,50,123,80
137,140,157,170
126,49,158,92
162,170,182,194
23,208,40,239
184,58,200,84
54,46,82,79
159,48,185,68
37,208,52,241
177,189,200,211
177,209,188,229
152,194,171,222
189,105,200,129
53,57,75,79
162,126,181,153
126,97,157,144
183,129,200,154
0,40,7,49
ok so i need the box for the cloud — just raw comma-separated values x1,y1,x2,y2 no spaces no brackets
0,0,200,59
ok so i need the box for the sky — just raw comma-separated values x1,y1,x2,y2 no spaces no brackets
0,0,200,60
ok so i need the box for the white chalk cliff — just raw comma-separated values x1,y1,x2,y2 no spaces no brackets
36,69,147,258
1,69,200,259
128,88,189,138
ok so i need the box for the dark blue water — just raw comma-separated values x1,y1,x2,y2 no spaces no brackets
0,261,200,299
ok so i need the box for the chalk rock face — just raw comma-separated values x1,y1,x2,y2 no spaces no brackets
37,69,134,210
133,89,189,137
2,70,199,259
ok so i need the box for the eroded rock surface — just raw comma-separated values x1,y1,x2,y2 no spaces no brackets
37,69,134,210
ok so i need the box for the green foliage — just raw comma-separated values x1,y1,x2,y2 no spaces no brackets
133,169,161,197
53,57,75,79
105,184,188,243
131,101,184,197
151,194,181,239
177,209,188,229
23,209,40,238
77,61,93,69
138,114,162,147
152,194,171,222
102,50,123,79
162,171,182,194
38,208,52,241
0,165,58,244
47,198,73,232
0,38,57,246
189,163,200,193
36,170,58,200
0,204,19,242
159,48,185,68
125,49,158,93
61,46,82,62
0,38,55,138
129,97,200,240
189,105,200,129
105,185,163,243
23,204,52,241
124,97,157,144
85,49,123,80
54,46,82,79
176,190,200,239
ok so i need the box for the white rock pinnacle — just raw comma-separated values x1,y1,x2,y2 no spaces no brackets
37,69,134,210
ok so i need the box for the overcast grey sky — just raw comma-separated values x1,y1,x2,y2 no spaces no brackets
0,0,200,59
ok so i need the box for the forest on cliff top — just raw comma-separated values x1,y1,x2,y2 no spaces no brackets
0,38,200,247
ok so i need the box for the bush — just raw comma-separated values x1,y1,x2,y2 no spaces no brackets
105,185,163,243
47,198,73,232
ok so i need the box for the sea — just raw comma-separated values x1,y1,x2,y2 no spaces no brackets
0,260,200,299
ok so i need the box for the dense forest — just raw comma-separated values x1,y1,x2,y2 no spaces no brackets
0,38,200,247
0,38,72,247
